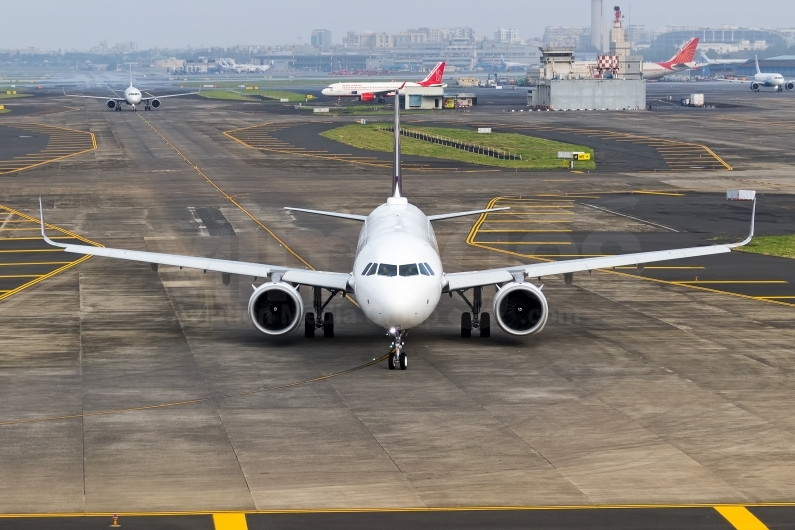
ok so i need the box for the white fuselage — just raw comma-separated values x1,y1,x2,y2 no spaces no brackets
642,62,695,80
123,86,143,106
752,72,785,88
351,197,443,329
321,82,423,97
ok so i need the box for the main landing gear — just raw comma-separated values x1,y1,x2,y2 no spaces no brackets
453,286,491,338
387,328,408,370
304,286,340,338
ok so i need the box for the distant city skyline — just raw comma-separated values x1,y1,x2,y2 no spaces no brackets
2,0,792,50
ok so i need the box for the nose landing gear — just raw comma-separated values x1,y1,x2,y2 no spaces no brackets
387,328,408,370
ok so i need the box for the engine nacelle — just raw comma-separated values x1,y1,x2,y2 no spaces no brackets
493,282,548,336
785,81,794,91
750,82,760,91
150,98,161,108
106,99,117,109
360,93,376,102
247,282,303,336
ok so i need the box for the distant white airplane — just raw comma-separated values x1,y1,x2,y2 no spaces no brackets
501,55,527,71
63,65,198,111
719,56,794,92
217,58,272,74
696,51,747,66
37,102,756,370
322,62,446,103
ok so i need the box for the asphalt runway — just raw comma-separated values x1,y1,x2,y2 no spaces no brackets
2,75,795,529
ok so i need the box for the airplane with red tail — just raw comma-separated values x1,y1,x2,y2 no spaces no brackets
643,37,700,80
321,62,446,103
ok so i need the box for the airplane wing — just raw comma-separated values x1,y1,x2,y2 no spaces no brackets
143,91,200,100
63,87,122,100
38,199,352,292
444,199,755,292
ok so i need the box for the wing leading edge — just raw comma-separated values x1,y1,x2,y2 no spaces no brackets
38,199,352,291
444,199,756,292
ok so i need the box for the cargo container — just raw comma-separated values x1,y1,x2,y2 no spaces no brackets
690,93,704,107
726,190,756,201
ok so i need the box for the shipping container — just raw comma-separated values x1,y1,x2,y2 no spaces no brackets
690,93,704,107
726,190,756,201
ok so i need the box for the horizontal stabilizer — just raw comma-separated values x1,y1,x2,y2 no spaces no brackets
284,207,367,221
428,207,510,221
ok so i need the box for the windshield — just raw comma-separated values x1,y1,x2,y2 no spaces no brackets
399,264,419,277
377,264,397,277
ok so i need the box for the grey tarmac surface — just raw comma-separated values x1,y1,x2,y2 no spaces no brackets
1,80,795,529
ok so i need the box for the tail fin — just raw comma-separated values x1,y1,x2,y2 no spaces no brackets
392,84,403,198
669,37,699,65
755,55,761,75
419,62,445,86
129,64,133,87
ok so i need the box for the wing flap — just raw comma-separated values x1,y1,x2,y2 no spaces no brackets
428,207,510,221
281,270,352,291
445,270,514,291
284,207,367,221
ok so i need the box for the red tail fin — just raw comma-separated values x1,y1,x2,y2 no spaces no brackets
419,62,445,86
668,37,699,65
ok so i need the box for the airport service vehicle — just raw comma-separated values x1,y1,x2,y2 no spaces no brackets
38,103,756,371
641,38,700,80
63,66,198,111
321,62,445,103
720,56,793,92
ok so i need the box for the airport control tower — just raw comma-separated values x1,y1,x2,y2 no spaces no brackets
609,6,630,58
590,0,604,52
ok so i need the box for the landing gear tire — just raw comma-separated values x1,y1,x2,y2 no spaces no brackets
399,352,408,370
480,312,490,338
388,351,397,370
304,312,315,338
461,312,472,337
323,312,334,338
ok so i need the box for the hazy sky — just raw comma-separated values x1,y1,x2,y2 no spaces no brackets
4,0,791,50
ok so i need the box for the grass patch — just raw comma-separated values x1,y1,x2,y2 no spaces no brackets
0,108,10,114
198,90,251,101
0,93,31,100
735,235,795,259
320,123,595,170
250,90,307,102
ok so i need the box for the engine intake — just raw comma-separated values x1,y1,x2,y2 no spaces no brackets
750,82,760,91
247,282,303,335
493,282,548,336
785,81,794,91
106,99,117,109
360,93,375,102
151,98,161,108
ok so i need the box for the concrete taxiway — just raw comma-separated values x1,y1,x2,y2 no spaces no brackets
1,79,795,529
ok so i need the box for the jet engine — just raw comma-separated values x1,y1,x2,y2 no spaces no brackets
785,81,794,91
150,98,161,108
360,93,376,102
247,282,303,335
493,282,548,336
106,100,117,109
750,82,760,91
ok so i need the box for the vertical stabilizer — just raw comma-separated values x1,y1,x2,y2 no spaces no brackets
129,64,133,87
755,55,761,75
392,87,402,198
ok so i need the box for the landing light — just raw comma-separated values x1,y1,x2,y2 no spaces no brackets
389,327,397,335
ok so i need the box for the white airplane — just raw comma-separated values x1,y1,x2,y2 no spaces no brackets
696,51,747,66
321,62,445,103
38,104,756,371
720,56,794,92
501,55,528,71
63,65,198,111
217,58,272,74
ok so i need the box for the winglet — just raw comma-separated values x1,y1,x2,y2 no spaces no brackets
728,196,756,248
39,198,66,249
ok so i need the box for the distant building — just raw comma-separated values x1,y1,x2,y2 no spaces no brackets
494,29,519,43
311,29,332,51
544,26,590,50
590,0,603,51
652,27,787,50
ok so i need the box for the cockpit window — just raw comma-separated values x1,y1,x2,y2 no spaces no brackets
377,264,397,277
361,262,374,275
418,263,429,276
399,264,419,277
423,263,435,275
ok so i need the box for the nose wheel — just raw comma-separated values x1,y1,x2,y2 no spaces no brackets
387,328,408,370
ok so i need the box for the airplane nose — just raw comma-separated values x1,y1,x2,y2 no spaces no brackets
321,89,330,95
